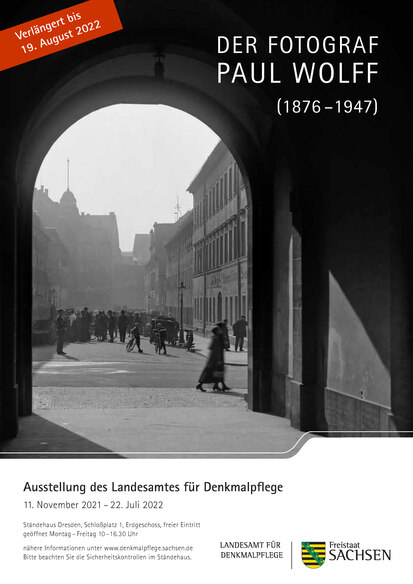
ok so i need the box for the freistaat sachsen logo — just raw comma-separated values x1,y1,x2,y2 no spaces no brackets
301,542,326,568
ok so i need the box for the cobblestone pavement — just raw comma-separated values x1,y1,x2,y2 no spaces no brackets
33,386,248,409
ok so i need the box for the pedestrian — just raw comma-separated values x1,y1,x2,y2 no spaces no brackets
127,311,134,337
107,310,115,342
233,314,248,352
80,307,91,342
131,323,143,353
196,325,230,392
56,308,67,355
118,310,129,343
133,312,142,333
157,322,167,355
113,311,119,339
219,319,230,350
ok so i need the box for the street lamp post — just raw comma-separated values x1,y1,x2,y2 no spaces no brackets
50,288,57,306
178,281,186,344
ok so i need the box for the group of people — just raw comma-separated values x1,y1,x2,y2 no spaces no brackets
55,308,147,354
55,307,248,395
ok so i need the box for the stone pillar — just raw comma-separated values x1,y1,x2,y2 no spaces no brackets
17,193,33,416
0,177,19,439
249,173,274,412
389,182,413,432
288,186,328,432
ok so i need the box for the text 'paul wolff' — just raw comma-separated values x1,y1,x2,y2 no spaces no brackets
217,35,379,84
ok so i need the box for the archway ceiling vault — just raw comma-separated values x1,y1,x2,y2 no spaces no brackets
17,49,277,195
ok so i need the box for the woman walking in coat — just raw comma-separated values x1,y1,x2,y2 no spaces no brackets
196,325,230,392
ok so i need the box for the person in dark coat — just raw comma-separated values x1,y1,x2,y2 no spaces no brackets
107,310,116,342
80,307,91,342
157,322,167,355
56,308,67,355
118,310,129,343
131,323,144,353
233,315,248,351
196,325,230,392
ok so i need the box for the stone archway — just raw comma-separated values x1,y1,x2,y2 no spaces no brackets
7,46,295,439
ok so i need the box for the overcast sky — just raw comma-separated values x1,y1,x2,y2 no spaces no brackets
36,104,219,250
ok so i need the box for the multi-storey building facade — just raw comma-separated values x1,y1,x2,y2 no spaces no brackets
44,226,72,309
144,222,176,314
115,234,151,310
32,212,51,310
33,185,123,309
165,210,193,327
188,141,248,334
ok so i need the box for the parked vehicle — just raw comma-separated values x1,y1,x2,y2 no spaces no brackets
150,315,179,346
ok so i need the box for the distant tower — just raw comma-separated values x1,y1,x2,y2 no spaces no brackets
60,158,78,213
174,196,182,222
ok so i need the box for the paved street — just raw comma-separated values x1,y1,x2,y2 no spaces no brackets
0,336,305,457
32,335,248,393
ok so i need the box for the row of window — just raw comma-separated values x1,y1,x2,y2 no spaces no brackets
194,294,247,326
194,216,246,274
194,162,242,228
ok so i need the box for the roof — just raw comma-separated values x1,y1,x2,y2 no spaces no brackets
60,189,77,205
187,140,226,193
164,210,193,248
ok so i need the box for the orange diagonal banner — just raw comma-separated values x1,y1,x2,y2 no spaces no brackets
0,0,123,71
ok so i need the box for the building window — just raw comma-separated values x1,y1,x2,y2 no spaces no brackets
224,232,228,263
230,296,233,324
234,224,238,259
224,172,228,203
220,235,223,265
225,296,228,319
234,163,239,193
240,217,246,256
213,297,216,322
215,182,219,211
228,167,233,198
229,229,233,262
235,296,238,320
220,177,224,207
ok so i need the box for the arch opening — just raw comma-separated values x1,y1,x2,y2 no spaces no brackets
6,45,298,453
